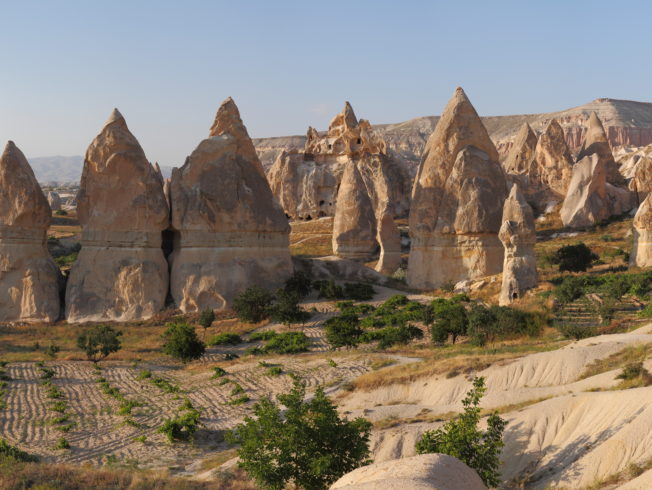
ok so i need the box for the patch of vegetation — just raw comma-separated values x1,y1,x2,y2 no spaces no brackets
416,377,506,488
158,405,201,443
77,325,123,362
0,438,38,462
54,251,78,267
248,330,278,342
283,270,313,299
614,362,652,389
314,280,376,301
211,367,228,378
54,437,70,450
207,332,242,346
266,366,283,376
263,332,310,354
161,322,205,363
547,242,599,272
227,380,371,489
198,308,216,339
149,375,180,394
556,323,597,340
581,344,652,379
269,289,312,325
233,286,274,323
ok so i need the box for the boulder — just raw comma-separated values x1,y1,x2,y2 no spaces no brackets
408,88,508,289
330,453,487,490
332,162,377,260
47,191,62,211
267,102,411,220
65,109,169,322
560,154,610,228
502,123,537,175
577,112,624,186
169,97,292,312
0,141,61,322
499,184,538,305
630,192,652,268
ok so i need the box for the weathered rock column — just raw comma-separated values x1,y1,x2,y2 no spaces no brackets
631,193,652,268
65,110,169,322
499,184,538,305
0,141,61,322
169,98,292,312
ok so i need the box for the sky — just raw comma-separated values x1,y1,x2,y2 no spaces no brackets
1,0,652,167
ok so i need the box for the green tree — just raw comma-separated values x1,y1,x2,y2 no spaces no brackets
431,299,468,344
198,308,216,339
76,325,122,362
466,304,498,346
551,243,598,272
416,377,506,487
269,289,311,325
233,286,274,323
325,313,363,349
161,322,205,363
227,380,372,489
284,270,313,298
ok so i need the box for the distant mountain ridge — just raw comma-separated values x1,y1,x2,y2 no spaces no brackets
29,155,173,184
253,97,652,174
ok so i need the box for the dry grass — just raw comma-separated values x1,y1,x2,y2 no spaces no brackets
289,218,333,256
373,409,457,430
579,343,652,380
585,458,652,489
199,449,239,471
487,396,553,415
0,458,255,489
351,335,566,392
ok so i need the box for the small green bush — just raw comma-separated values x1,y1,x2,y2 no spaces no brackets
233,286,274,323
211,367,228,378
556,323,597,340
77,325,123,362
269,289,311,325
284,270,313,298
263,332,310,354
54,437,70,450
161,322,205,363
325,313,363,349
158,408,201,443
0,438,39,462
207,333,242,346
248,330,278,342
267,366,283,376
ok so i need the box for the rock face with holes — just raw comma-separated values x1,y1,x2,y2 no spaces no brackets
408,87,508,289
631,192,652,268
499,184,538,305
577,111,625,186
332,161,377,259
0,141,61,322
169,97,292,312
267,102,411,220
330,453,487,490
65,109,169,322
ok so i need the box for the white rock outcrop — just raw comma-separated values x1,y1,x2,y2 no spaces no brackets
0,141,61,322
65,110,170,322
630,192,652,268
169,97,293,312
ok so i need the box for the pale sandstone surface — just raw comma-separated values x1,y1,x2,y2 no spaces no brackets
47,191,62,211
267,102,411,220
375,209,402,274
66,109,169,322
631,192,652,268
499,185,537,305
330,453,486,490
0,141,61,322
170,97,292,312
501,122,537,175
560,154,611,228
577,111,625,186
332,162,377,260
530,119,574,202
408,88,507,289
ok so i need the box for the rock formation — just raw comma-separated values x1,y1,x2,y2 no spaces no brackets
408,87,508,289
502,123,537,175
332,162,377,259
499,185,537,305
65,110,169,322
47,191,62,211
0,141,61,322
577,112,624,186
330,453,487,490
530,119,574,205
560,154,610,228
169,97,292,312
375,208,402,274
266,102,411,220
630,192,652,268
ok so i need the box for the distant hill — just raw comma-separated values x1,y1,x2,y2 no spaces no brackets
254,97,652,174
29,156,173,184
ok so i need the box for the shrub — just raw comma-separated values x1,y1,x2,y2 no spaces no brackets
207,333,242,346
267,366,283,376
466,304,498,346
325,313,363,349
556,323,597,340
161,322,205,363
233,286,274,323
553,276,588,304
76,325,123,362
158,408,201,443
314,280,375,301
54,437,70,450
227,380,371,489
616,362,650,381
263,332,310,354
248,330,278,342
44,344,60,359
361,325,423,349
284,270,313,298
0,438,38,462
415,377,506,487
550,243,598,272
137,369,152,380
431,299,467,344
198,309,215,339
269,289,311,325
211,367,227,378
54,210,68,216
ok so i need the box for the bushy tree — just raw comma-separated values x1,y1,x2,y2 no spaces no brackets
161,322,205,363
233,286,274,323
551,243,598,272
198,308,216,339
227,380,372,489
76,325,122,362
284,270,313,298
466,304,498,346
325,313,363,349
269,289,311,325
430,299,468,344
416,377,506,487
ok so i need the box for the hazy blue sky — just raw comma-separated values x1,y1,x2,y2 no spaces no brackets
2,0,651,166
